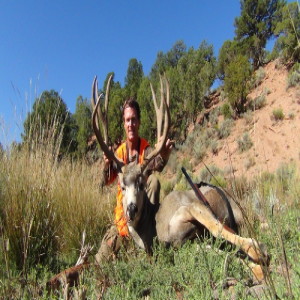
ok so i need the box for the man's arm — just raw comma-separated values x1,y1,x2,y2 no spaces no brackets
101,156,118,186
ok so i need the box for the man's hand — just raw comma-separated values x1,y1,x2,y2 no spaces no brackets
103,147,113,169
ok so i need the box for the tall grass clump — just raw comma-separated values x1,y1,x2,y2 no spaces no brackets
245,164,300,296
0,121,113,285
272,108,285,121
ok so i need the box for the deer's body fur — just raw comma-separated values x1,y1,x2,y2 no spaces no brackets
156,186,242,246
119,164,266,265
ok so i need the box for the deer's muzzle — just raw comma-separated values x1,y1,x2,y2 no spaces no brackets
127,203,138,222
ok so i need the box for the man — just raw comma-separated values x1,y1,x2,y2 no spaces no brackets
95,98,173,263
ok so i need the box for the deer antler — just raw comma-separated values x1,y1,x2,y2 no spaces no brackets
150,74,170,139
91,75,112,144
75,230,93,266
142,75,171,170
91,76,124,171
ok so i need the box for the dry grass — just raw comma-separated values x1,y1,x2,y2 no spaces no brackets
0,138,114,277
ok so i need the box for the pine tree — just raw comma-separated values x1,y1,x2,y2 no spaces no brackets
235,0,285,69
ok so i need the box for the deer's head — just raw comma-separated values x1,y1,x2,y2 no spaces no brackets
91,74,170,227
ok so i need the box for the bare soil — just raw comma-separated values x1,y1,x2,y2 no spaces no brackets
196,60,300,180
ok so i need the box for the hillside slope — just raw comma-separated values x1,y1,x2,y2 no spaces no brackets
198,60,300,180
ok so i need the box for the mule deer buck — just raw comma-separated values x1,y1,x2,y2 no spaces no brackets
92,74,269,265
47,74,269,293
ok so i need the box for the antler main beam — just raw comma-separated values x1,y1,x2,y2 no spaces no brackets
91,76,124,170
142,75,171,168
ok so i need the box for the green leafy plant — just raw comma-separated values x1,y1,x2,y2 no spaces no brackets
272,108,285,120
224,54,252,114
221,102,233,119
273,2,300,64
287,62,300,88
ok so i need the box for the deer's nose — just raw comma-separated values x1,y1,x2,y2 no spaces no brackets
127,203,138,221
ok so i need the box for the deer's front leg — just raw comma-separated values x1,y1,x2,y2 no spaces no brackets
128,226,145,250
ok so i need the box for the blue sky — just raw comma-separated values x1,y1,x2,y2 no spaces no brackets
1,1,244,147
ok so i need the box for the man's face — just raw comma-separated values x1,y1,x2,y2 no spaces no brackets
123,106,140,142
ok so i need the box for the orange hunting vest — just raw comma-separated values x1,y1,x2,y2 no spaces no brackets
114,138,149,236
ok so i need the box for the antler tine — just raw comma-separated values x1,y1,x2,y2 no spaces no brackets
142,75,170,170
103,74,113,143
164,74,170,107
104,75,113,114
150,81,163,139
91,75,113,145
164,74,170,136
157,74,170,154
91,76,107,144
158,73,170,137
92,77,124,170
161,74,170,139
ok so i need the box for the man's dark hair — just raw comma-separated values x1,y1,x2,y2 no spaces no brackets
122,98,141,121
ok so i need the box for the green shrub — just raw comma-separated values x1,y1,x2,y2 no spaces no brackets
274,2,300,65
237,132,253,152
272,108,285,121
193,143,206,161
288,112,295,119
219,89,226,101
209,139,219,155
287,63,300,88
242,110,253,125
209,109,219,126
224,54,252,114
176,158,192,183
247,94,267,111
253,94,267,110
217,119,233,139
198,165,223,183
206,127,217,139
252,67,266,87
263,87,271,95
220,102,233,119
